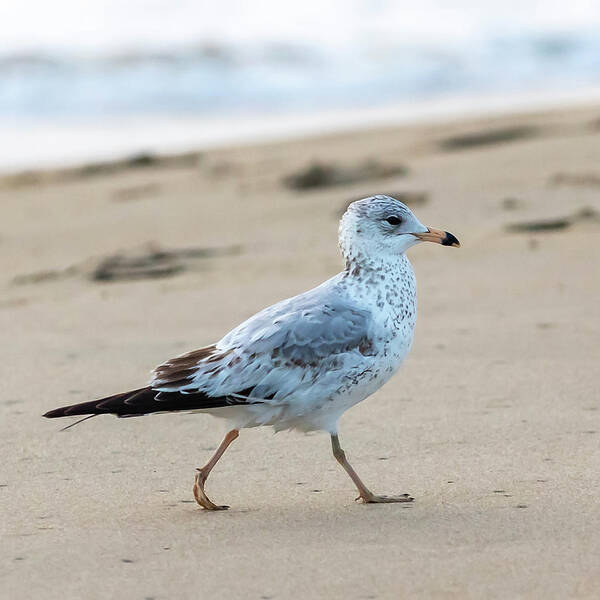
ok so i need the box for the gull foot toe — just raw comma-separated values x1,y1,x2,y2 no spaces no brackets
356,492,414,504
193,470,229,511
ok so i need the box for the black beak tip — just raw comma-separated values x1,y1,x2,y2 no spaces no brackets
442,231,460,247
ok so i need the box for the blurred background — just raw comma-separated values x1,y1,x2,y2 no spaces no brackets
2,0,600,171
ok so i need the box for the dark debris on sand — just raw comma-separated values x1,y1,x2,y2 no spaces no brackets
505,206,600,233
500,197,524,211
11,244,242,285
0,151,202,189
284,159,408,191
506,217,571,232
112,182,162,202
12,266,79,285
92,244,242,282
439,126,538,151
549,172,600,188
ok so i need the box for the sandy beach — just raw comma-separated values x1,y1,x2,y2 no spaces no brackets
2,104,600,599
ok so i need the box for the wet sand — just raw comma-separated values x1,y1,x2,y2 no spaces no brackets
1,104,600,599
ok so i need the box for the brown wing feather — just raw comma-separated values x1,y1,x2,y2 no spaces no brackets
43,346,251,422
152,345,232,385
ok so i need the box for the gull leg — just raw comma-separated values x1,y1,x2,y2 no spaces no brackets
193,429,239,510
331,433,413,504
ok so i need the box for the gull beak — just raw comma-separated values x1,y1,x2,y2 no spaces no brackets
413,227,460,248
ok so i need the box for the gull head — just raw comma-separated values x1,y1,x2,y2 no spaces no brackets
339,195,460,265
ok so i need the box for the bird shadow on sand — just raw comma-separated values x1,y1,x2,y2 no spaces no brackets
172,496,416,536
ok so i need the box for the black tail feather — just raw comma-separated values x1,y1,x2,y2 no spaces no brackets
43,386,245,420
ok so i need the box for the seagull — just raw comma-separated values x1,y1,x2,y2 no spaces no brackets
44,195,459,510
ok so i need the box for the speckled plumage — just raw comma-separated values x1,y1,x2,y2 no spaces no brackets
151,195,424,433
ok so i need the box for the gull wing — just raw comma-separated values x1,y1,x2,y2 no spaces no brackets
152,279,375,405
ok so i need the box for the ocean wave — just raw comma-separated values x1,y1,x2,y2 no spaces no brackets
1,30,600,120
2,0,600,120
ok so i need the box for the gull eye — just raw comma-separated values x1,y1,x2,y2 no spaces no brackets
386,216,402,226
